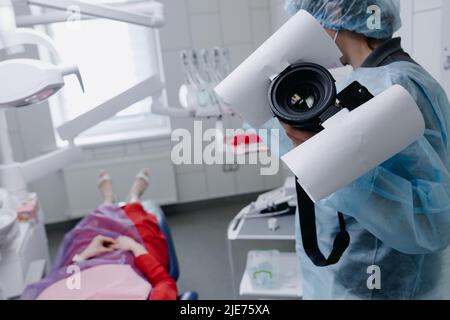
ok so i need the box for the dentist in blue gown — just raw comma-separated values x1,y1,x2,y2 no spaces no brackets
275,0,450,299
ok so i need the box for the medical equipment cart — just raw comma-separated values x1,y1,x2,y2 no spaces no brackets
227,183,303,299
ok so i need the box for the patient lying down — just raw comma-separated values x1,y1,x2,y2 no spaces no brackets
22,170,178,300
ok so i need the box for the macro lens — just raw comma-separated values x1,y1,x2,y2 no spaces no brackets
269,62,336,132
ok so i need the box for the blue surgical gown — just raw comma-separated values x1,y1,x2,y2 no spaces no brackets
270,60,450,299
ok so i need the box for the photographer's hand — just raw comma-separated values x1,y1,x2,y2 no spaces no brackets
281,123,316,146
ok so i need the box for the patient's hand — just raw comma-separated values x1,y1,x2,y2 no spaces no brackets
113,236,148,258
281,123,316,146
77,235,117,261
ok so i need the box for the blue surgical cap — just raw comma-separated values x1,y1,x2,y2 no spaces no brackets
285,0,402,39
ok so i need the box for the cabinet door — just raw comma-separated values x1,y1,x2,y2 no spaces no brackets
205,164,237,198
263,171,284,191
65,152,178,218
413,9,442,82
235,164,265,194
176,171,209,203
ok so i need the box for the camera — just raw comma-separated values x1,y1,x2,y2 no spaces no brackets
269,62,374,132
215,9,424,203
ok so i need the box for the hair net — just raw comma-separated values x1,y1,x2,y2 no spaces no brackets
285,0,402,39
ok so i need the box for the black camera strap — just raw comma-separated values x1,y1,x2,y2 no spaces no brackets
295,178,350,267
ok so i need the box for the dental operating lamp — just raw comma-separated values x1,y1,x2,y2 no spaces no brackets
0,0,83,108
0,0,165,109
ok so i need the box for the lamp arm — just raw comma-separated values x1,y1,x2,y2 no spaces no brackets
20,0,165,28
14,28,61,61
57,75,165,142
20,146,82,184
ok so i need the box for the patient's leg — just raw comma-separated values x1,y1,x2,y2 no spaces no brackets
128,169,150,204
98,171,116,204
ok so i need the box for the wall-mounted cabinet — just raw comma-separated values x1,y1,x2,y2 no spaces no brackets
64,140,178,218
175,160,286,204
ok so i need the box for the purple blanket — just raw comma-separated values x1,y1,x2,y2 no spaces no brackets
22,204,147,300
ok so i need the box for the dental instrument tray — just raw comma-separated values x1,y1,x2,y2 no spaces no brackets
244,177,297,219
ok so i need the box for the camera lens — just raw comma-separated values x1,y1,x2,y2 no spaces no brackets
269,63,336,131
288,87,316,111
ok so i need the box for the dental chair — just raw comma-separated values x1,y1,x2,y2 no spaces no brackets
142,201,199,301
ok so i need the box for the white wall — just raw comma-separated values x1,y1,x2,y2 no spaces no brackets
270,0,289,30
2,0,286,224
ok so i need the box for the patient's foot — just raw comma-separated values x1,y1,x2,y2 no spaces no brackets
98,171,116,204
128,169,150,203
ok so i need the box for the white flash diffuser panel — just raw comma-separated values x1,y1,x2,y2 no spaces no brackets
215,10,342,128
